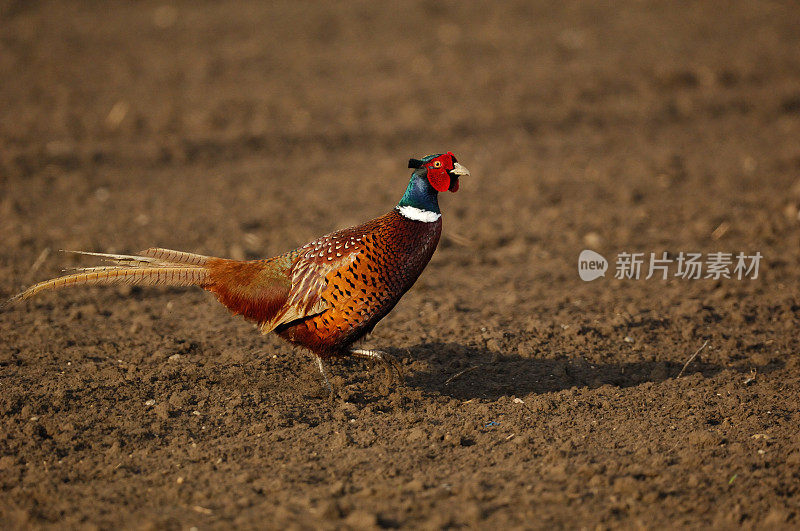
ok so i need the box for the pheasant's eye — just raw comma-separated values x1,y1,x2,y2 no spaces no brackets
433,161,442,168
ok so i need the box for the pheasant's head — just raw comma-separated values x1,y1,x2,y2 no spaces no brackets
408,152,470,193
398,152,469,220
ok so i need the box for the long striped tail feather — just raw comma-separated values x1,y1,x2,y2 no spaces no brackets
3,248,214,308
138,247,211,266
61,248,212,268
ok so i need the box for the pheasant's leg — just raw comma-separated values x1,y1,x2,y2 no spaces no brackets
315,356,334,396
351,348,404,384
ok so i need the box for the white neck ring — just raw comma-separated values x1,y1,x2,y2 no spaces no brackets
397,205,441,222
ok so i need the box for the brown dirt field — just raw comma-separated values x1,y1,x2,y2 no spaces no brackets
2,1,800,528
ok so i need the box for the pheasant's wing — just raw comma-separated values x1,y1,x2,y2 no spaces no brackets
262,230,367,331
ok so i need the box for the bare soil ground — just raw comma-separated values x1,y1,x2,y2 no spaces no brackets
2,1,800,528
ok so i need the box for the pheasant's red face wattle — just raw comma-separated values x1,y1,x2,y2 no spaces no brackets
406,152,469,196
425,152,458,193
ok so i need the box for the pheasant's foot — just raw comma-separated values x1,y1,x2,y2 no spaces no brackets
315,355,334,397
351,348,404,385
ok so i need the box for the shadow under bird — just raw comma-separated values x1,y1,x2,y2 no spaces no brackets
5,153,470,391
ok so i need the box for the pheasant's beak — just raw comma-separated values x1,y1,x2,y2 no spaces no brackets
451,162,470,177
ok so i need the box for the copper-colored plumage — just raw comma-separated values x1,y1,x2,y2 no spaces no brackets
274,209,441,356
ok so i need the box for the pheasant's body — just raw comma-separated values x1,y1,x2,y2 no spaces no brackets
273,209,442,356
5,152,469,384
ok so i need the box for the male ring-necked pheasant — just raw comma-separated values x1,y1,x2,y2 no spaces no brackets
5,152,470,390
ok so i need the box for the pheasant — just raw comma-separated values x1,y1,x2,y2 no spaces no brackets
5,152,470,390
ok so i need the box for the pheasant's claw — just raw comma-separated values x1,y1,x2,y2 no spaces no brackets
351,348,404,385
